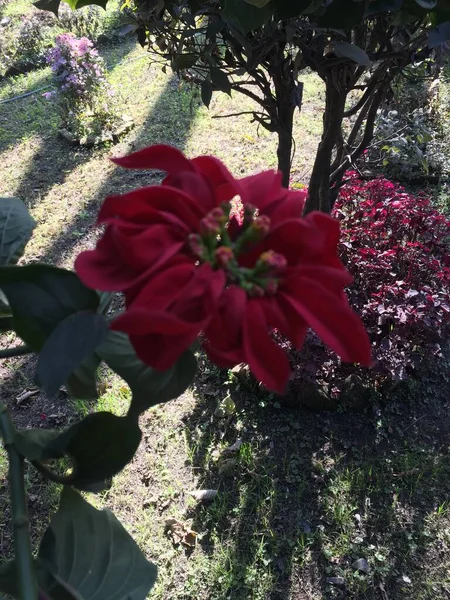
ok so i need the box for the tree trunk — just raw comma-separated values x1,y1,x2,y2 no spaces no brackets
276,105,295,187
304,73,347,214
271,50,298,188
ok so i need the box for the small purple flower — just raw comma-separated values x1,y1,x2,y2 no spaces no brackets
42,91,54,100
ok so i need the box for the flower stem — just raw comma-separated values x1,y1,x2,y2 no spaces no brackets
0,345,33,359
0,405,37,600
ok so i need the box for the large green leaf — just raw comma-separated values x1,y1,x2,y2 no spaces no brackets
52,412,142,488
210,66,232,94
97,330,197,415
36,312,109,398
0,198,35,267
34,0,60,14
273,0,312,19
222,0,273,32
0,560,19,597
333,41,371,65
66,352,101,399
429,20,450,45
201,78,213,107
37,488,157,600
172,53,199,71
15,412,142,488
317,0,367,28
0,265,99,350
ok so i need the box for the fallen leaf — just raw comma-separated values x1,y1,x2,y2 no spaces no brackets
223,438,243,454
165,518,197,547
215,394,236,418
16,388,39,405
190,489,218,502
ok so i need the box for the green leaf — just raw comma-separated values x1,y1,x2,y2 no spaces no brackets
274,0,312,19
201,78,213,107
0,316,13,332
172,53,199,71
415,0,436,7
244,0,272,6
0,265,99,350
38,488,157,600
222,0,272,32
66,352,101,399
0,560,19,597
51,412,142,488
36,312,109,398
15,413,142,488
0,198,35,267
318,0,367,28
333,41,371,66
97,330,197,415
64,0,108,8
34,0,61,15
365,0,403,16
210,66,232,95
14,428,61,462
429,21,450,46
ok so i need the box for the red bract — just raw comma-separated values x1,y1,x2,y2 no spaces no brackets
76,145,370,393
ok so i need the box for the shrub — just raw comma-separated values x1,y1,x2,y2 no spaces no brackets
46,33,117,139
0,12,55,76
334,173,450,380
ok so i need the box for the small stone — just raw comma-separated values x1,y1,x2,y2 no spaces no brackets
400,575,412,584
352,558,370,573
326,577,345,587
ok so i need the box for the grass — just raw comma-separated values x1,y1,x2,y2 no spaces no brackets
0,24,449,600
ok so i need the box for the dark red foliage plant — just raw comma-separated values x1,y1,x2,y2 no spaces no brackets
334,173,450,381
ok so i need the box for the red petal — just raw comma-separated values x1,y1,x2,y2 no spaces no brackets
111,144,195,173
163,171,216,213
191,156,242,204
126,262,197,310
283,265,353,295
112,309,195,335
204,286,246,362
75,231,141,291
243,301,291,394
98,185,203,229
239,170,282,211
304,211,341,254
263,190,307,224
130,330,197,371
281,281,372,365
264,219,325,263
111,224,185,273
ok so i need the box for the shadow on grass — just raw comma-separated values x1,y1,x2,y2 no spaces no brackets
183,356,450,600
1,40,138,208
35,70,201,267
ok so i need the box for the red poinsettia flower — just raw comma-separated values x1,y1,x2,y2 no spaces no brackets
75,144,371,393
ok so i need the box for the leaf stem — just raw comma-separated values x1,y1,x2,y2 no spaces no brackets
0,345,33,359
0,405,37,600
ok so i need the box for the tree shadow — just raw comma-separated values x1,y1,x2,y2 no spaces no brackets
31,70,201,268
1,39,138,208
183,354,450,600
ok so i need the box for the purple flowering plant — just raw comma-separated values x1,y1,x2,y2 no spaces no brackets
46,33,116,138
